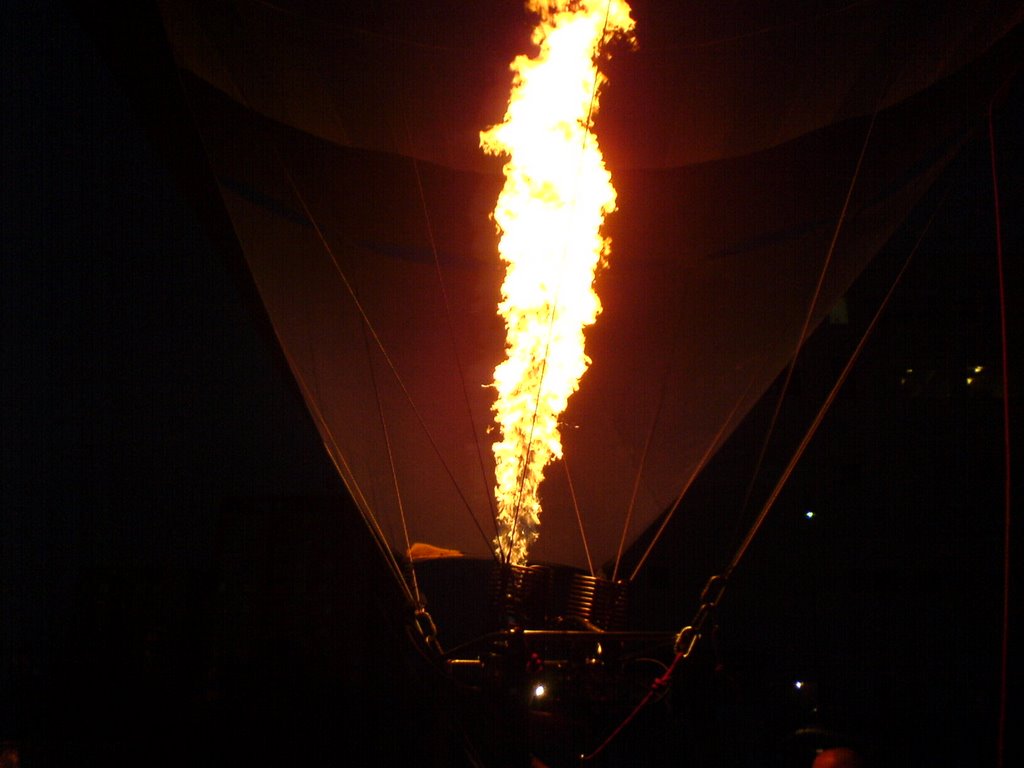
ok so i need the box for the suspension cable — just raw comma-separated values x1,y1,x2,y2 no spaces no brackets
628,376,757,581
505,0,621,562
171,42,496,602
157,47,429,604
585,174,950,763
563,455,596,577
280,170,495,556
988,97,1012,768
611,354,671,582
363,323,423,606
277,334,416,604
725,209,929,579
735,76,888,535
404,117,499,538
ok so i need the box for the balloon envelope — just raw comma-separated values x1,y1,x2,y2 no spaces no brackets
151,0,1023,574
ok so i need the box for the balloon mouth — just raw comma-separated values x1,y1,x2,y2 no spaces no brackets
491,563,629,632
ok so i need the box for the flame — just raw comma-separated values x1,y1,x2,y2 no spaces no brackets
481,0,635,565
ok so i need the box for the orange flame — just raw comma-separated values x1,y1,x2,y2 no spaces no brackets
482,0,635,565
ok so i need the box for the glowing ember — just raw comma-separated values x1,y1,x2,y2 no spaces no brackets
482,0,635,565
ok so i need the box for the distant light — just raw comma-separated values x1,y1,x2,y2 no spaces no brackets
534,684,546,698
794,680,804,690
974,365,984,373
805,510,815,520
966,377,974,385
906,368,913,374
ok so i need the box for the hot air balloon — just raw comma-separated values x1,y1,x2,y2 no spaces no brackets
61,0,1021,765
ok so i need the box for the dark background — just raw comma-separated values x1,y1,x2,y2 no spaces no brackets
3,2,1020,766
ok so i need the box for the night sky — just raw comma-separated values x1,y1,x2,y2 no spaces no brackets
3,2,1021,767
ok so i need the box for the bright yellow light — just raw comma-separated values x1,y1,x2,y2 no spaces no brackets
534,684,547,698
966,377,974,385
482,0,635,565
974,365,984,373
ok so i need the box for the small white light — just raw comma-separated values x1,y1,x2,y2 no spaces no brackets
805,510,814,519
534,684,546,698
794,680,804,690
